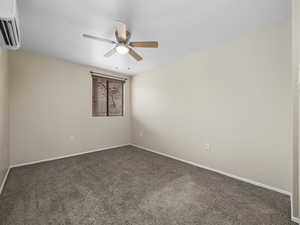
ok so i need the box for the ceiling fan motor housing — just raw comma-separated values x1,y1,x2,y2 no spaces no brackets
115,31,131,44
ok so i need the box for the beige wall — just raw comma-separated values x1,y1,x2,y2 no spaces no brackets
131,20,293,192
0,47,9,186
8,51,131,165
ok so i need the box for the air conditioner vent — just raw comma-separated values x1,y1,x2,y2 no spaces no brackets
0,0,21,50
0,18,20,49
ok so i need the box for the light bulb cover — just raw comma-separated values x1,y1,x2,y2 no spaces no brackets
116,45,129,55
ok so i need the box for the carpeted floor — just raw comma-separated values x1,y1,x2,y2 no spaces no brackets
0,145,295,225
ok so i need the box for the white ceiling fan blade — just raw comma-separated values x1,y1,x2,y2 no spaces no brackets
117,23,127,41
83,34,116,44
104,47,117,57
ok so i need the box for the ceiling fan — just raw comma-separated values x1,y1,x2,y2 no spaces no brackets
83,23,158,61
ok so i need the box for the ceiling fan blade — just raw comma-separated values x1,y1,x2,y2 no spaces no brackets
117,23,127,41
130,41,158,48
128,48,143,61
83,34,116,44
104,47,117,57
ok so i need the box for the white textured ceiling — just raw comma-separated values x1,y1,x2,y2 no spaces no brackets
17,0,290,75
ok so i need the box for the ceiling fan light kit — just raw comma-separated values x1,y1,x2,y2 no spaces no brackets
116,44,129,55
83,22,158,62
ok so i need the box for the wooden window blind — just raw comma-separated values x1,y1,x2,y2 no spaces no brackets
92,75,124,117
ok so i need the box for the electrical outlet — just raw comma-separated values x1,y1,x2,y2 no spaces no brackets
204,144,210,151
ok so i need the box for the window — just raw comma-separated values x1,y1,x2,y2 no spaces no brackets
92,75,124,117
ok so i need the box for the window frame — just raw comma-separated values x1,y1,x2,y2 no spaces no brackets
92,75,125,117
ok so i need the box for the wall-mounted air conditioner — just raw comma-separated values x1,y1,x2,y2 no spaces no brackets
0,0,21,49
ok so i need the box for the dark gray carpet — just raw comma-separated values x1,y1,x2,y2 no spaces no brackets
0,145,295,225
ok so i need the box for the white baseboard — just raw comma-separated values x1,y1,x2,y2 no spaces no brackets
130,144,291,196
0,166,11,195
11,144,130,168
292,217,300,224
1,144,129,195
131,144,297,221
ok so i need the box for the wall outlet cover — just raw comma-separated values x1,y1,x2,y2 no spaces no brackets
204,144,210,151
